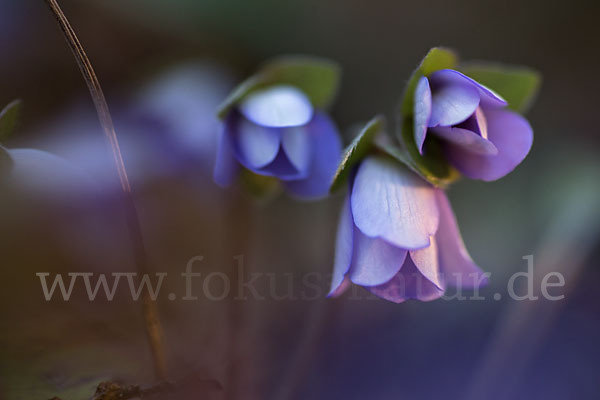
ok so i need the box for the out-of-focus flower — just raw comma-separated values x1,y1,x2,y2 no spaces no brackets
329,156,487,302
0,145,93,203
0,100,93,201
13,62,234,274
214,56,342,199
215,86,341,198
413,69,533,181
32,61,233,194
133,61,234,171
34,104,175,195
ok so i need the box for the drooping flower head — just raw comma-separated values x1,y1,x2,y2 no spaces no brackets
329,155,487,302
399,47,540,185
327,48,540,302
214,56,342,199
413,69,533,181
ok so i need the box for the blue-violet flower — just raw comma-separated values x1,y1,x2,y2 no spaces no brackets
329,156,487,302
214,85,342,198
414,69,533,181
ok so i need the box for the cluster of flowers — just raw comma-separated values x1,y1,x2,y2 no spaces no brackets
0,48,538,304
215,48,539,303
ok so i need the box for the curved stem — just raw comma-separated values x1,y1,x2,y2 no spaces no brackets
43,0,167,380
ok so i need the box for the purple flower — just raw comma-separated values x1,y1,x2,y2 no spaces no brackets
414,69,533,181
329,156,487,302
214,85,342,199
133,61,234,172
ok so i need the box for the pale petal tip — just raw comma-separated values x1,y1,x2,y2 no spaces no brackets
239,85,314,128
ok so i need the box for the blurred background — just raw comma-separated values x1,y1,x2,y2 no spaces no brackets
0,0,599,399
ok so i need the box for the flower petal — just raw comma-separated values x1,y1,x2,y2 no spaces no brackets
350,156,439,250
257,148,303,180
330,276,351,297
349,227,408,286
430,69,507,108
368,255,444,303
213,120,240,187
239,85,313,128
429,126,498,155
414,76,432,154
444,109,533,181
232,114,281,169
328,195,355,296
284,113,342,199
435,190,488,288
281,125,311,174
428,76,480,127
409,235,444,290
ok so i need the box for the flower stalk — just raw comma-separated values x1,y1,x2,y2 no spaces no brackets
42,0,167,380
225,196,254,400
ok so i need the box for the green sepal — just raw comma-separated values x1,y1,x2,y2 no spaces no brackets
460,63,541,112
375,119,460,188
217,55,341,119
396,48,460,187
400,47,458,117
0,100,22,140
329,115,384,193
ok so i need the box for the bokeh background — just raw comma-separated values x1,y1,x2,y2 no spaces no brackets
1,0,599,399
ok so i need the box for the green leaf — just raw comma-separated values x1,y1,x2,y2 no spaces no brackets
0,100,22,140
420,47,459,77
460,63,541,112
400,47,458,116
217,75,264,119
395,117,460,188
330,115,384,193
261,55,341,108
217,55,341,119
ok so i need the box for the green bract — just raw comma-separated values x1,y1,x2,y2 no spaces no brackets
460,63,541,112
217,55,341,119
400,47,458,117
329,116,383,193
397,47,460,187
385,119,460,187
0,101,22,173
0,100,22,141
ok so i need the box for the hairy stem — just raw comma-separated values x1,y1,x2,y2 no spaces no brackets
43,0,167,380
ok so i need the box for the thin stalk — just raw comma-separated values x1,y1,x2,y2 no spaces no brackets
42,0,167,380
225,196,253,400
